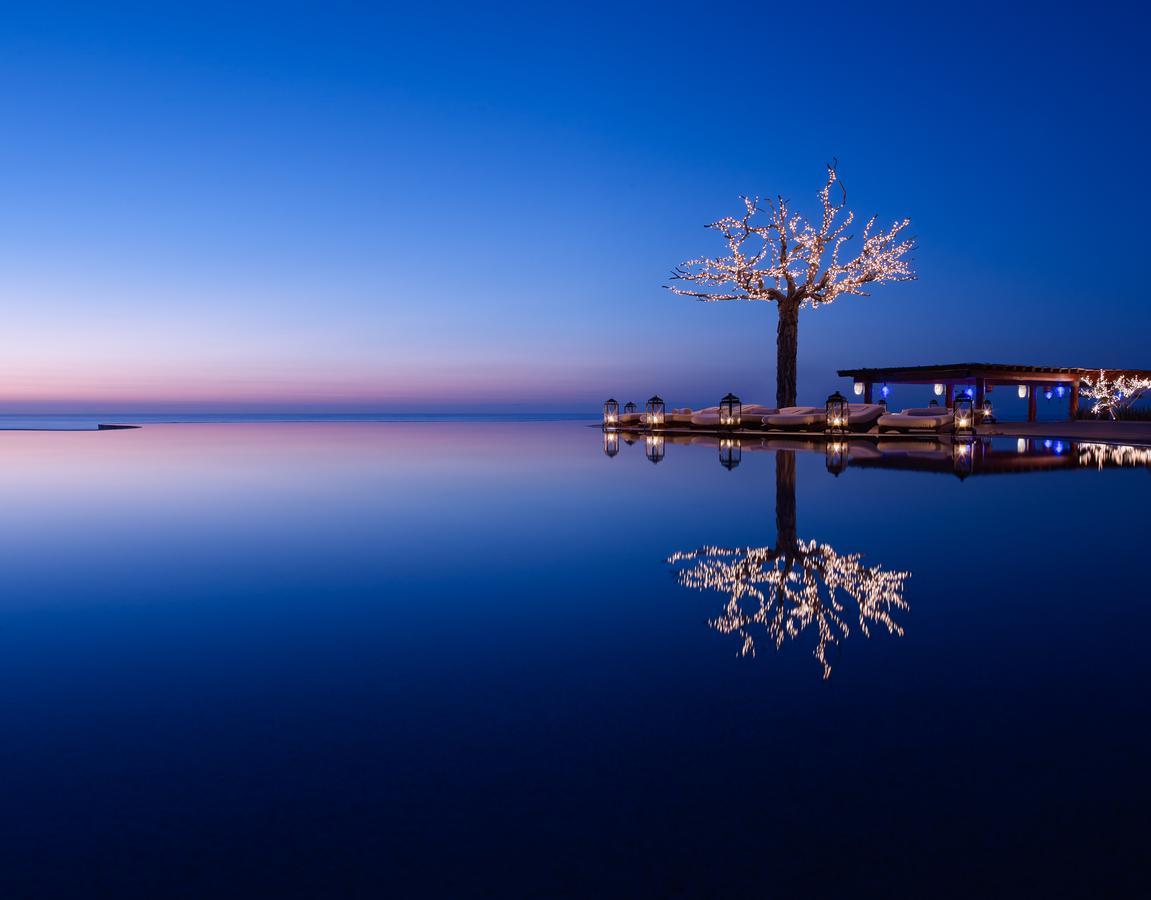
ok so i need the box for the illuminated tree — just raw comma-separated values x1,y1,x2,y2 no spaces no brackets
1079,370,1151,420
668,452,910,678
665,163,916,408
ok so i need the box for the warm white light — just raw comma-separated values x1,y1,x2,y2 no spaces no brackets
853,382,864,396
1017,438,1027,453
933,383,944,396
957,417,970,428
1017,385,1028,399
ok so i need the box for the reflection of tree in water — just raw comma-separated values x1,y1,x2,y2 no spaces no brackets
669,452,910,678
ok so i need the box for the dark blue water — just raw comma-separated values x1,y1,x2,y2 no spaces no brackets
0,422,1146,896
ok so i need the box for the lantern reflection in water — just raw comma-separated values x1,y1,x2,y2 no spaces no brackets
602,431,620,457
825,441,849,476
645,435,665,464
718,439,741,470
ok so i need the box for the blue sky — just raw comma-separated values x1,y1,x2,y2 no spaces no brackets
0,2,1146,410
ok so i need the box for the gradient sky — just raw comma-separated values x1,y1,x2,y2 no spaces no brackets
1,3,1147,411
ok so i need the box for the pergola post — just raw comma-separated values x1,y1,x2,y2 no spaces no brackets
1027,385,1037,422
974,377,986,411
945,384,954,409
864,382,873,404
1069,380,1079,420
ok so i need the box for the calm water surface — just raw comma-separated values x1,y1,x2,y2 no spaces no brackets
0,422,1147,896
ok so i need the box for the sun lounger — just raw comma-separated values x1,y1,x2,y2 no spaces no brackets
877,407,956,433
762,406,825,430
843,403,884,431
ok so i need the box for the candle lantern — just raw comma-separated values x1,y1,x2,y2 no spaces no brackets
825,441,849,476
644,435,665,464
981,399,994,423
953,395,975,436
623,401,637,414
719,393,742,428
825,391,849,435
602,431,620,457
602,398,619,428
718,438,741,470
645,395,665,429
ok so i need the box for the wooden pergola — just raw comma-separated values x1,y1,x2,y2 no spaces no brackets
836,362,1151,421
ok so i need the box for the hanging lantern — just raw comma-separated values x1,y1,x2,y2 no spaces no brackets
852,381,864,396
953,395,975,436
825,391,849,435
881,383,891,399
602,431,620,457
718,438,741,470
1017,385,1028,399
1056,385,1066,399
825,441,849,476
644,395,665,429
933,383,944,397
963,386,975,398
1016,437,1027,454
645,434,665,464
1044,387,1053,401
602,398,619,428
623,401,637,414
719,393,742,428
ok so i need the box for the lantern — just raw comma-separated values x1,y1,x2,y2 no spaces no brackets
1017,385,1028,399
928,399,940,407
963,386,975,398
645,395,665,429
1044,387,1053,401
933,383,944,396
825,391,849,435
602,431,620,457
881,383,891,399
645,434,665,464
719,393,742,428
1016,438,1027,454
718,438,741,470
602,398,619,428
853,381,865,397
1055,385,1066,399
981,399,994,423
825,441,849,476
623,401,637,414
953,395,975,436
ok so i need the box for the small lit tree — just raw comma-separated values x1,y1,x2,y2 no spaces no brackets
666,163,916,408
1079,370,1151,420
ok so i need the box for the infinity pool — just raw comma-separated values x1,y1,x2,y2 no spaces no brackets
0,422,1146,895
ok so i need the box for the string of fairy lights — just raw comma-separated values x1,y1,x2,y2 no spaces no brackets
1079,370,1151,420
668,540,910,680
665,163,916,308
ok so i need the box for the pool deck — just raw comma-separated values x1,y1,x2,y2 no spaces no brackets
610,419,1151,447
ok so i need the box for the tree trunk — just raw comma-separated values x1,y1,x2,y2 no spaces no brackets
775,450,797,552
776,301,799,409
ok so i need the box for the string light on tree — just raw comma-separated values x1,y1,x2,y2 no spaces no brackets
665,162,916,408
1079,370,1151,420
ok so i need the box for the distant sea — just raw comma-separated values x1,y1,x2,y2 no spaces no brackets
0,412,599,430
